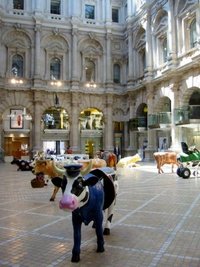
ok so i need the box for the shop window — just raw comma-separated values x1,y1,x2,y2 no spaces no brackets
13,0,24,9
113,64,120,83
85,4,95,19
190,19,197,48
51,0,61,15
12,54,24,77
50,57,61,80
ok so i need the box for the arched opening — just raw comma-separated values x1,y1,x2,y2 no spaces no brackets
42,107,69,155
79,108,103,157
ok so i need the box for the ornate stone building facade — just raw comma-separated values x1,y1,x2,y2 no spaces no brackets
0,0,199,161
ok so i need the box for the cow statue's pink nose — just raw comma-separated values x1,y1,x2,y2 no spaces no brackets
59,194,79,211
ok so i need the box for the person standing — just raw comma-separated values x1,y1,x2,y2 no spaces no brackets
114,144,121,162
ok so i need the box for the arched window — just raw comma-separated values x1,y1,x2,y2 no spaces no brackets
50,57,61,80
85,59,95,82
162,38,168,63
13,0,24,10
190,19,197,48
113,64,120,83
12,54,23,77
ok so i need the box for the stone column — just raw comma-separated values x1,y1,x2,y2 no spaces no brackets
127,94,136,154
105,0,111,23
32,93,42,153
106,32,112,84
127,0,132,19
169,82,181,152
71,28,79,88
70,93,80,152
34,25,41,79
35,0,41,12
196,1,200,43
168,0,177,64
145,10,153,78
128,29,134,81
104,95,113,151
145,86,156,160
123,121,129,152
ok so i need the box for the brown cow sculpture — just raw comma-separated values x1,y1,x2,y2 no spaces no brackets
32,159,92,201
96,150,117,169
154,151,179,174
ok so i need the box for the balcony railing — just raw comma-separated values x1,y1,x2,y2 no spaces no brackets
159,112,171,124
174,105,200,125
148,114,159,128
129,116,147,131
148,112,171,128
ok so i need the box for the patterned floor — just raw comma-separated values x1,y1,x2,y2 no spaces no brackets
0,162,200,267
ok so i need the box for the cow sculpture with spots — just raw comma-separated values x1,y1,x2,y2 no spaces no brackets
54,164,118,263
154,151,179,173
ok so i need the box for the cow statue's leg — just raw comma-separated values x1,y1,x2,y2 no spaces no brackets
49,186,59,201
94,209,105,253
103,204,114,235
71,211,82,262
104,180,118,235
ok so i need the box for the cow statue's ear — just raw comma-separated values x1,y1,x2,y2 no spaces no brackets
51,177,63,187
82,175,99,187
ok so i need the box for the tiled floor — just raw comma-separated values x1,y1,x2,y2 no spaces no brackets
1,162,200,267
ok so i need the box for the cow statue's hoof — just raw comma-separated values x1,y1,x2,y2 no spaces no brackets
103,228,110,235
49,198,55,202
71,253,80,263
96,246,105,253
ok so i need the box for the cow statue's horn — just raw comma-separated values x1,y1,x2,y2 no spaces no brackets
52,160,66,176
80,159,93,176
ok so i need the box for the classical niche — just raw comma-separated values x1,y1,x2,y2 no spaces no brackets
42,107,69,130
79,108,103,131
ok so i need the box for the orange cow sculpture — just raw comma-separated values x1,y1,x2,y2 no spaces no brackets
32,159,92,201
78,158,107,170
154,151,179,174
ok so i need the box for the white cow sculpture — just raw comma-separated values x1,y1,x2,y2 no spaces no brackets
116,153,142,168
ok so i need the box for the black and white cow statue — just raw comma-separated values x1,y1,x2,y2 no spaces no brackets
54,164,118,263
11,157,33,171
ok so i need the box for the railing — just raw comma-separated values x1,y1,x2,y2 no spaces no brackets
159,112,171,124
174,105,200,124
129,116,147,131
148,114,159,128
148,112,171,128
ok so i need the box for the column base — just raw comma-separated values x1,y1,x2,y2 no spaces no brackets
144,148,155,162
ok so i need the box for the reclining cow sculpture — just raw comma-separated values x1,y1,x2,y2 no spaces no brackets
11,158,33,171
56,164,118,262
116,153,142,168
